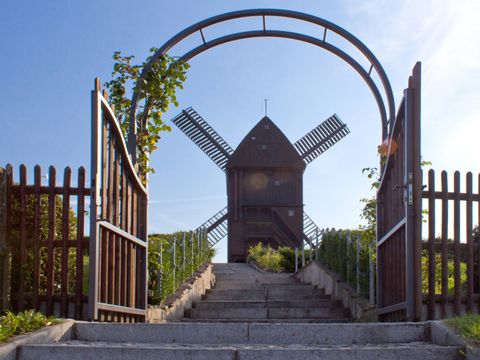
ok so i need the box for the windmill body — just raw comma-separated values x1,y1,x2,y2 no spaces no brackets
171,107,350,262
227,116,306,262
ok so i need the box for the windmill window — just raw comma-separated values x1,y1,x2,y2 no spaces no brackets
264,124,270,129
261,144,267,150
274,180,280,186
251,136,256,141
288,209,295,217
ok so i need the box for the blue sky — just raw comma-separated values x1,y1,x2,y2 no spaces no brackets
1,1,479,262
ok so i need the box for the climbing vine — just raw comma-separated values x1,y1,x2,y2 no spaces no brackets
105,48,190,181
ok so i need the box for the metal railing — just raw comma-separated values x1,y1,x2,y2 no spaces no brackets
294,228,375,304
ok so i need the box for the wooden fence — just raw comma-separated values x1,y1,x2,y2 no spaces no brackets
1,164,89,319
422,169,480,320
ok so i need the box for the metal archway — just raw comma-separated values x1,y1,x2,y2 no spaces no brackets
128,9,395,161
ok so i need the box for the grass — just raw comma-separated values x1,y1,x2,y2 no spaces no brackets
444,313,480,344
0,310,59,342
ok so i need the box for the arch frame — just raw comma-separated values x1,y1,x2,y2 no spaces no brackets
128,9,395,162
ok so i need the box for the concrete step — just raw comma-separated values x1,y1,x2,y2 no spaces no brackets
71,322,430,345
19,342,460,360
205,288,327,299
213,282,311,289
193,299,333,309
180,318,353,323
188,307,345,319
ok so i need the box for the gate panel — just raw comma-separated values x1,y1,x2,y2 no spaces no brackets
377,63,422,321
90,79,148,322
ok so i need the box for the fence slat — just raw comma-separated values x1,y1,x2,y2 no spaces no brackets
427,169,436,320
32,165,41,311
17,165,27,311
441,171,448,317
453,171,461,315
466,172,474,311
46,166,56,316
60,167,71,317
75,167,86,320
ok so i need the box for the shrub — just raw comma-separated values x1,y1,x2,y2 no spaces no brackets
247,243,296,273
0,310,58,342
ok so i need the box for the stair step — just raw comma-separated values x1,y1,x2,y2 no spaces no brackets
19,342,460,360
188,307,346,319
72,322,428,345
193,299,333,309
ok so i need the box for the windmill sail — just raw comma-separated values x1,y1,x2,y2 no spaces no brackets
294,114,350,164
196,207,228,247
171,107,233,172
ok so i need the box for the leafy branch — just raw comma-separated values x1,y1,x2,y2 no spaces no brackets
104,48,190,181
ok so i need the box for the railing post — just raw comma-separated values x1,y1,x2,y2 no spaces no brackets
182,232,186,282
172,236,176,290
369,242,375,304
301,241,305,268
356,234,361,294
157,243,162,301
295,248,298,273
315,229,319,261
346,231,350,284
309,237,313,262
190,231,194,276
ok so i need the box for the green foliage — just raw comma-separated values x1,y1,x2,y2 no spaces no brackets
105,49,190,179
8,194,84,301
318,229,374,298
247,243,296,273
148,231,214,304
0,310,58,342
445,313,480,344
278,247,296,273
421,250,467,294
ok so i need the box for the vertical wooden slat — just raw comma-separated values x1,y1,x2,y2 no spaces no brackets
1,165,13,312
130,190,138,307
75,167,85,319
107,127,115,307
60,167,71,317
466,172,474,311
46,166,56,316
18,165,27,311
114,151,121,306
120,171,128,307
427,169,435,319
478,173,480,311
440,171,448,317
32,165,41,311
453,171,461,315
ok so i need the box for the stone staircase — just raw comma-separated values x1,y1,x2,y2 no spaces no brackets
184,263,347,323
16,263,462,359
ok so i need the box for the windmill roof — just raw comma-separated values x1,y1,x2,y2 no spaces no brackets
227,116,305,170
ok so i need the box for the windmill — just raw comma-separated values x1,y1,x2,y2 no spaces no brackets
171,107,350,262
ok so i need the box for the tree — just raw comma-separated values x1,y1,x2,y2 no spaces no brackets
105,49,190,180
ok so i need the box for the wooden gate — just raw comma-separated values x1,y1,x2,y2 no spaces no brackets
376,63,422,321
89,79,148,322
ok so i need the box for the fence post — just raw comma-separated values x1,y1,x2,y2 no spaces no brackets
196,230,200,266
369,242,375,304
182,233,186,282
190,231,194,276
309,237,313,262
0,167,10,311
172,236,176,290
356,234,360,294
295,248,298,273
301,241,305,268
346,231,350,284
157,243,162,300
